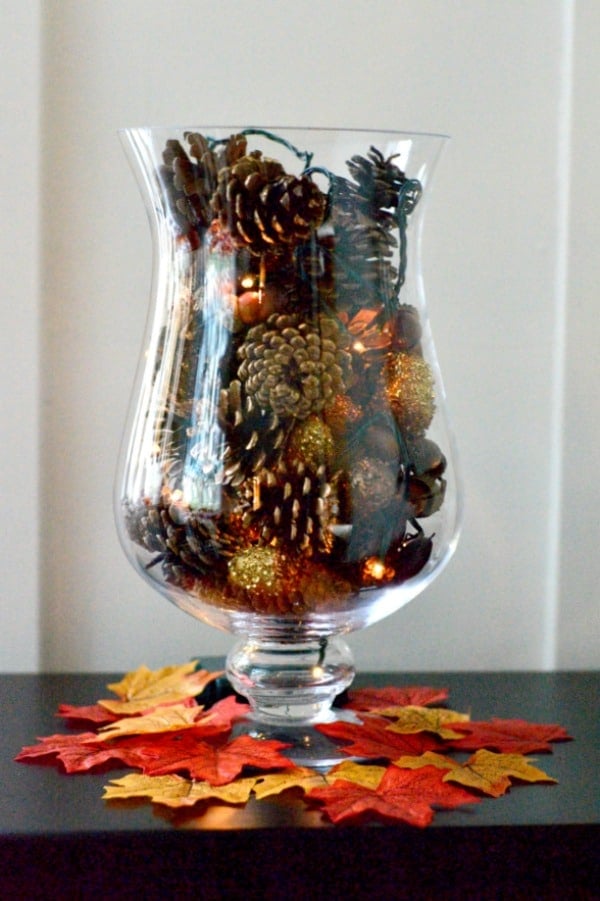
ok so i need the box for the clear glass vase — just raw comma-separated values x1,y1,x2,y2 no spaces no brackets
115,126,461,746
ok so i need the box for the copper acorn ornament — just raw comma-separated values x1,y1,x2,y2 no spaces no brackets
385,352,436,437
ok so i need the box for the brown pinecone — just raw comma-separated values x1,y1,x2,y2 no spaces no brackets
212,154,326,254
323,176,398,316
347,146,408,212
218,378,288,486
124,497,242,582
236,312,351,420
159,132,247,239
238,462,340,554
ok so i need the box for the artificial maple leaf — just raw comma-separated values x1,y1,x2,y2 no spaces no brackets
15,732,101,763
100,662,221,715
56,703,119,726
15,731,149,774
393,749,557,798
308,764,480,827
199,694,251,729
344,685,449,712
97,703,203,740
103,773,257,807
381,705,470,739
445,718,573,754
144,734,295,786
252,767,327,799
315,715,444,761
326,760,387,790
55,740,151,774
108,715,242,772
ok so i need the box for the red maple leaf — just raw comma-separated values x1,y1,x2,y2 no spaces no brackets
446,718,573,754
198,695,251,729
57,704,119,726
15,731,154,774
57,741,150,774
344,685,449,712
15,732,101,763
308,764,480,827
143,734,295,785
316,715,444,760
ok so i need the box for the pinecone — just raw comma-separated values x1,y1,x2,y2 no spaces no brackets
218,378,288,485
123,497,241,582
323,176,398,316
159,132,247,240
211,154,326,254
347,146,408,212
239,462,340,554
236,312,351,420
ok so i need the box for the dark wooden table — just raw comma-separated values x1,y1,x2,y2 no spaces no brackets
1,670,598,899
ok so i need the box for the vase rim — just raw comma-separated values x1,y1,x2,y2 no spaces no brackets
118,124,450,141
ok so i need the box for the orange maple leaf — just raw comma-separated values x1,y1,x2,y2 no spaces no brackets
103,773,257,807
381,705,470,739
99,662,221,715
97,703,203,740
394,749,557,797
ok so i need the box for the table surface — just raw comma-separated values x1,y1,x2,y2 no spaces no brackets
1,669,598,899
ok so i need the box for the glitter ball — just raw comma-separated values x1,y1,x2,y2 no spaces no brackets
227,546,284,596
285,415,335,472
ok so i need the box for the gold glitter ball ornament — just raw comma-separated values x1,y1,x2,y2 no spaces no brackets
227,545,286,598
285,415,335,473
385,352,435,436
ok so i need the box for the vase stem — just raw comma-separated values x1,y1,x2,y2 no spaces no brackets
226,636,355,724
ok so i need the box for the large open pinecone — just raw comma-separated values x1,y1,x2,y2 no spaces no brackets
159,132,247,240
236,312,351,420
347,146,407,212
211,154,326,254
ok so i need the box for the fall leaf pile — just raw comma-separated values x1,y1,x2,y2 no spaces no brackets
15,661,572,828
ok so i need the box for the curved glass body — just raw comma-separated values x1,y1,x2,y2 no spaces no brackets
115,127,461,725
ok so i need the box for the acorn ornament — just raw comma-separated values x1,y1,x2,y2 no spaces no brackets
385,352,436,437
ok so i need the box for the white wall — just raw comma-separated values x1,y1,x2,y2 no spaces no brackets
1,0,598,672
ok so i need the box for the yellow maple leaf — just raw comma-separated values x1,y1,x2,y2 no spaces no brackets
97,703,202,740
326,760,387,789
252,767,327,799
103,773,257,807
381,705,470,739
393,749,557,797
99,662,222,715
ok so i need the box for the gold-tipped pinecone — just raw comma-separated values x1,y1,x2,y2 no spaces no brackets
212,154,326,254
237,312,351,420
239,462,340,554
218,378,288,485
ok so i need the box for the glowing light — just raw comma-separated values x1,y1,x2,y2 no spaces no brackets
362,556,394,583
240,275,255,289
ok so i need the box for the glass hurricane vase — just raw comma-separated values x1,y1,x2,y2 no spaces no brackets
115,126,461,750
